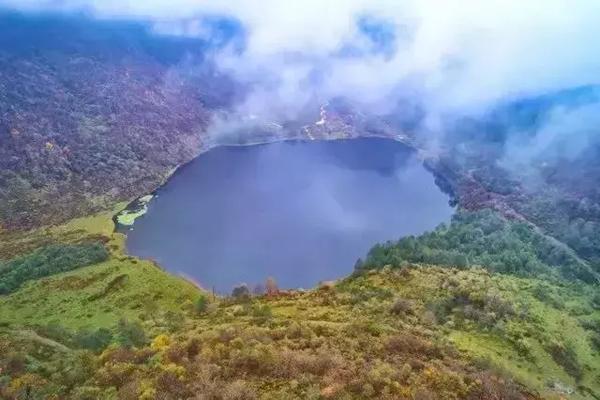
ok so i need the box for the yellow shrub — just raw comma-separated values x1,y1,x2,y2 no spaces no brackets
151,334,171,351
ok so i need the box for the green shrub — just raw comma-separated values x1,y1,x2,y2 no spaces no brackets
36,322,73,345
592,293,600,310
251,304,273,323
590,333,600,352
195,295,209,315
547,341,583,381
116,319,147,348
74,328,113,352
532,284,564,309
390,298,414,315
0,242,109,294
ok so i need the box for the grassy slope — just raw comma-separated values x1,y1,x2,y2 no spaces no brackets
0,258,200,330
0,206,202,330
349,268,600,399
0,211,599,399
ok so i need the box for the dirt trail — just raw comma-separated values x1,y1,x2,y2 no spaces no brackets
16,329,71,352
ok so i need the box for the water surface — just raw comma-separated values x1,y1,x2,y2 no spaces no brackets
123,138,453,292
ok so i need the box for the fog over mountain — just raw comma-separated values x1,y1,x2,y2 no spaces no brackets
3,3,600,399
3,0,600,150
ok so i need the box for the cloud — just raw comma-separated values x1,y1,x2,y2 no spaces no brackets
502,99,600,170
3,0,600,138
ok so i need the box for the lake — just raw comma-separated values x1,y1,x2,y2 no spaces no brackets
122,138,453,293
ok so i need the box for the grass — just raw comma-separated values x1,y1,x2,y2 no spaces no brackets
0,258,201,330
115,195,153,226
1,210,599,399
0,205,203,331
339,267,600,399
0,202,127,261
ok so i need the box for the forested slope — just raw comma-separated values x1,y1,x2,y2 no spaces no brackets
0,11,238,230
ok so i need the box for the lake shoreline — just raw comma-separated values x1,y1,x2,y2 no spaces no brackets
112,132,421,230
118,137,453,292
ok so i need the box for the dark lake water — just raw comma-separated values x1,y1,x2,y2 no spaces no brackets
123,138,453,293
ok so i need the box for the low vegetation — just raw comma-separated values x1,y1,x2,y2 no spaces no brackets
1,264,599,399
0,190,599,399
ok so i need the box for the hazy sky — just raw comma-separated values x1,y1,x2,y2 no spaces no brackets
2,0,600,158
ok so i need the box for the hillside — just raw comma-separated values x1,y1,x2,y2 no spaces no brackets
427,89,600,270
3,10,598,284
0,11,239,230
1,7,600,400
0,208,599,399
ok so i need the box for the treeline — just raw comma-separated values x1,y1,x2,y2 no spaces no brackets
34,318,147,353
516,192,600,267
359,210,598,283
0,242,109,294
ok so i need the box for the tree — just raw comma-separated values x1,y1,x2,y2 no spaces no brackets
252,284,265,295
195,295,209,315
231,284,250,302
265,277,278,297
353,258,364,270
116,318,147,348
73,328,113,352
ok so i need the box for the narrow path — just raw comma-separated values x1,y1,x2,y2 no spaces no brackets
16,329,71,352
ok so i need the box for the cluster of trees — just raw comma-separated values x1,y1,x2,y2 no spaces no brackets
359,210,597,282
230,277,279,302
517,193,600,269
34,318,147,354
0,242,108,294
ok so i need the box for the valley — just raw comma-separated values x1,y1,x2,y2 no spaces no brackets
1,7,600,400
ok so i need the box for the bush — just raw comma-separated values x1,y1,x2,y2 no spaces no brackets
532,284,564,309
385,334,441,358
390,298,414,315
592,293,600,310
195,295,209,315
116,319,147,348
74,328,113,352
164,311,185,332
36,322,72,345
251,304,273,320
222,380,257,400
590,333,600,352
232,284,250,302
0,242,109,294
547,341,583,381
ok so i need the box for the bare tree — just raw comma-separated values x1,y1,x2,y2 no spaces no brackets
265,277,278,297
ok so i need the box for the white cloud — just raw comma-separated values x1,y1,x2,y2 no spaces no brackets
3,0,600,122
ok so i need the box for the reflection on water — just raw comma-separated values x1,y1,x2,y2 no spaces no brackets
123,138,453,292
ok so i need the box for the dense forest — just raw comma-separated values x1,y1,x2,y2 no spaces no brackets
0,242,108,294
360,210,598,283
429,87,600,276
0,11,239,230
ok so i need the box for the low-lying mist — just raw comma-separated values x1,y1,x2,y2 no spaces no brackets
3,0,600,181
